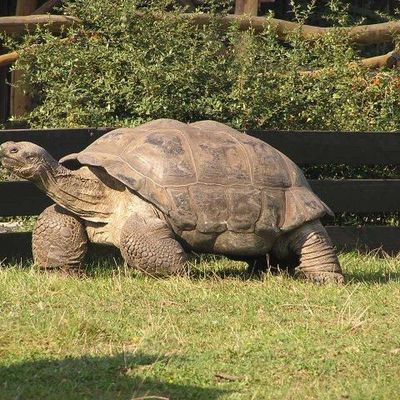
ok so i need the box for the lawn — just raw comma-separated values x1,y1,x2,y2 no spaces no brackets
1,253,400,400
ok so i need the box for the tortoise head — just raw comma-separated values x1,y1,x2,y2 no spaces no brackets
0,141,58,181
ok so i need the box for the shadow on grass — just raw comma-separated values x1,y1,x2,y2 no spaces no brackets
189,267,260,281
0,352,228,400
344,271,400,284
195,253,400,285
187,253,266,281
86,252,261,282
7,252,400,285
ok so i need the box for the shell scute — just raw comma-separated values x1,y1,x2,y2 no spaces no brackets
168,187,197,230
189,185,228,233
186,127,251,185
226,188,261,232
240,138,292,188
122,129,196,186
255,189,285,237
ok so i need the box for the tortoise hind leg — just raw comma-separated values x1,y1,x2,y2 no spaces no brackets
33,205,88,272
272,220,343,284
120,215,187,276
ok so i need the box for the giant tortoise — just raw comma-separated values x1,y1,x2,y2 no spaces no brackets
0,119,343,283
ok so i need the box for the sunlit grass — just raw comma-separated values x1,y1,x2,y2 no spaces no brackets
0,252,400,399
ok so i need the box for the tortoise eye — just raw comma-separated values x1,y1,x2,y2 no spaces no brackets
9,147,18,154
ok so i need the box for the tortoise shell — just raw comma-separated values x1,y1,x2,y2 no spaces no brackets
61,119,332,235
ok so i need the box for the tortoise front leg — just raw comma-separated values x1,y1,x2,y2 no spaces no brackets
33,205,88,271
273,220,343,284
120,215,187,276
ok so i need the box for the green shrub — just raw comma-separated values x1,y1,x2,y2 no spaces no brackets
4,0,400,131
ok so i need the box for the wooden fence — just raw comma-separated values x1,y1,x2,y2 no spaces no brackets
1,127,400,261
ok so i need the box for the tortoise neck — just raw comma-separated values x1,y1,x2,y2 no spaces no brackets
36,163,112,220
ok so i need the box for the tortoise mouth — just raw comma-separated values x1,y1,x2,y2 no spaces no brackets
0,155,22,170
0,154,24,169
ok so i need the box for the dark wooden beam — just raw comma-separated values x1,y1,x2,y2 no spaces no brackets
0,181,52,217
2,226,400,261
2,128,400,166
327,225,400,254
1,179,400,217
310,180,400,213
0,232,121,261
0,127,112,159
248,130,400,166
0,232,32,260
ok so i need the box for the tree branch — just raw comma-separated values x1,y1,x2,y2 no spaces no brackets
360,50,400,69
0,15,80,35
0,51,19,68
183,13,400,45
1,12,399,44
300,50,400,77
1,11,400,69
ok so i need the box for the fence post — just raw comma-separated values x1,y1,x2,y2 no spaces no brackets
10,0,38,119
234,1,259,59
235,0,259,16
0,1,9,124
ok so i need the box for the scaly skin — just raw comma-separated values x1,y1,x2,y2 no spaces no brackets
120,215,187,276
33,204,88,271
273,220,344,284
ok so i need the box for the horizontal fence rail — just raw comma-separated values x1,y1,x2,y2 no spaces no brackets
2,226,400,260
1,127,400,259
2,128,400,165
1,179,400,217
0,127,112,159
248,130,400,165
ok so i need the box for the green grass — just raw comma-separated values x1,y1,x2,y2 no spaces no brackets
1,253,400,400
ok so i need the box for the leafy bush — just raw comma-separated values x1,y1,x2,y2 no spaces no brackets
4,0,400,131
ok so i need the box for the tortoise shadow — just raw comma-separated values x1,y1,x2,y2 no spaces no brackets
6,251,400,285
187,253,296,281
190,253,400,285
188,265,263,281
49,252,294,282
187,253,265,281
0,352,228,400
